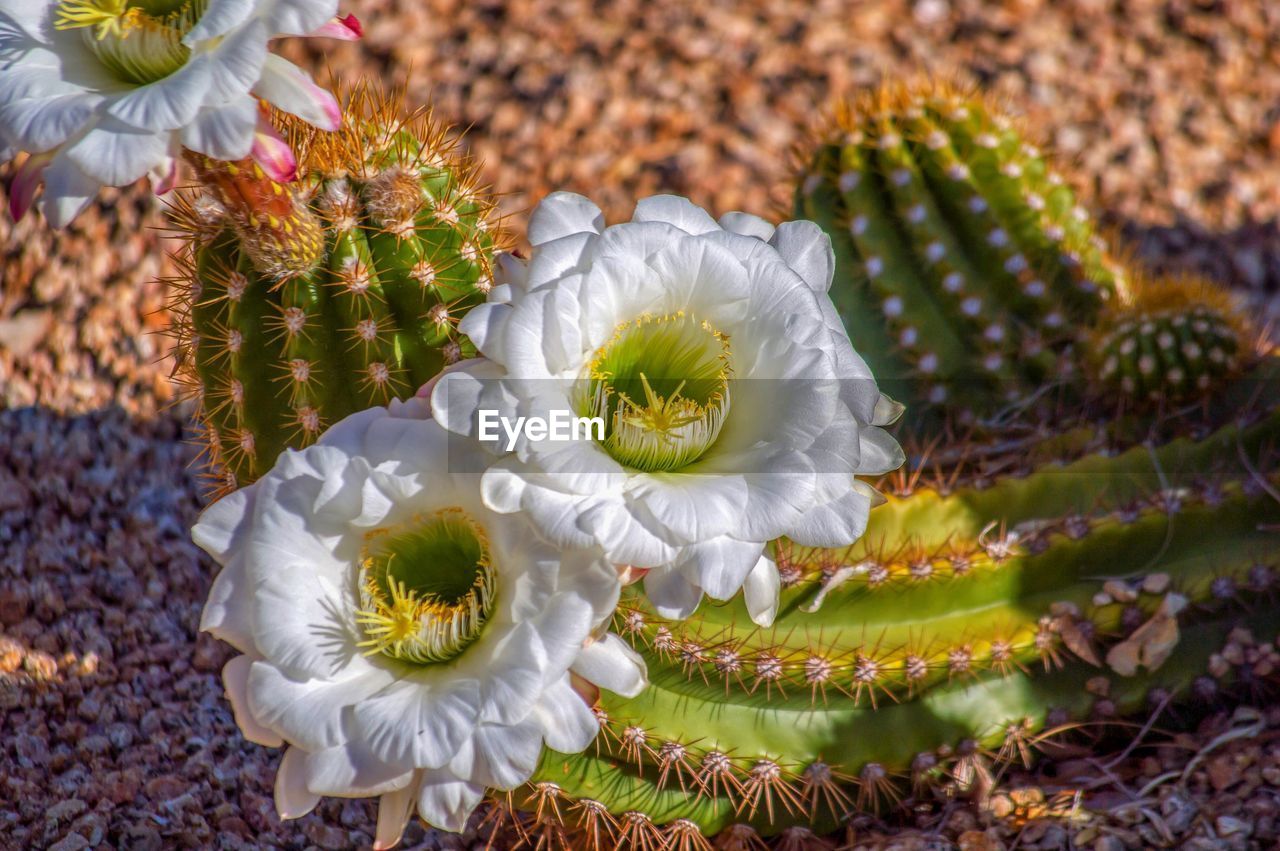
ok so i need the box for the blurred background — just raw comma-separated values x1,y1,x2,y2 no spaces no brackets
2,1,1280,848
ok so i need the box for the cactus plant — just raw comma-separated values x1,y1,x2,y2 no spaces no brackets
174,81,1279,848
170,88,507,491
1090,271,1247,405
794,81,1130,420
452,85,1280,848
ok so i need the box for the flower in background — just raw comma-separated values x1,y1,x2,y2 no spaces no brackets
0,0,361,226
196,398,645,845
432,193,905,627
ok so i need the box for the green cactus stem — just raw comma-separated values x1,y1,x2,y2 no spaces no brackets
171,89,507,491
493,404,1280,845
795,81,1128,420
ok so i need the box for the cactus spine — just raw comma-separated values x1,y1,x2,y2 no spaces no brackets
172,89,507,491
795,82,1129,419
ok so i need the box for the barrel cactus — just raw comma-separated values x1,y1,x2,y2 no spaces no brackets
794,81,1130,421
170,88,507,491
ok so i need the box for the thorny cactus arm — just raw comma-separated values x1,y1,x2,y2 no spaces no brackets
170,88,508,491
503,409,1280,843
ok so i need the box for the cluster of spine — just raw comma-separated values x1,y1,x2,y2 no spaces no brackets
794,81,1127,418
493,408,1280,846
170,88,507,491
1090,272,1248,405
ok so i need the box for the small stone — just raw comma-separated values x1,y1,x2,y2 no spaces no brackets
0,636,22,673
23,649,57,680
44,798,87,826
144,774,185,802
306,822,349,850
47,834,89,851
123,823,163,851
1216,815,1251,837
988,794,1015,818
1142,573,1171,594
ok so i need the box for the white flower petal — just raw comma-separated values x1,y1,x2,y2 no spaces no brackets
466,719,544,789
374,779,419,851
683,537,766,601
525,231,596,290
303,742,415,797
534,676,602,753
633,194,721,234
742,553,781,627
719,211,775,241
183,0,258,43
200,552,255,650
193,487,254,559
528,191,605,245
355,678,481,769
105,54,212,130
247,661,396,752
254,55,341,131
571,634,647,698
0,92,99,153
643,566,704,620
266,0,341,37
222,655,284,747
63,117,169,186
192,17,268,102
181,97,258,161
769,220,836,293
274,746,321,819
415,769,484,833
38,150,98,228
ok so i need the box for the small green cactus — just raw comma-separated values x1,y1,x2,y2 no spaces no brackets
1091,272,1247,405
795,81,1128,419
172,89,506,491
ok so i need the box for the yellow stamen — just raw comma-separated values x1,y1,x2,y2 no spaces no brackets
55,0,137,41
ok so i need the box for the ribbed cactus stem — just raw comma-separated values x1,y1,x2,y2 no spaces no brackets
503,410,1280,840
173,92,508,491
796,82,1128,418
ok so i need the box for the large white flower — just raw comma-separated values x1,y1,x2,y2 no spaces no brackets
195,398,646,846
0,0,359,226
432,193,905,626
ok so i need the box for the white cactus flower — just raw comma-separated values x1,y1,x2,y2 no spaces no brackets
0,0,360,226
432,193,904,627
195,398,646,845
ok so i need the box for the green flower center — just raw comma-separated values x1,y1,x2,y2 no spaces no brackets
355,509,497,665
582,311,733,472
55,0,206,86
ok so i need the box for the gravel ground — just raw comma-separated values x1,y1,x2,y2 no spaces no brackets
3,0,1280,848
